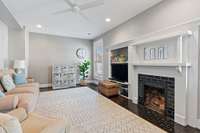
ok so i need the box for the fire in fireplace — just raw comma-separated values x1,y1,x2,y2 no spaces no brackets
144,85,165,114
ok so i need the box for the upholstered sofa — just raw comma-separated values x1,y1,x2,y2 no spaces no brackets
0,69,39,112
0,108,70,133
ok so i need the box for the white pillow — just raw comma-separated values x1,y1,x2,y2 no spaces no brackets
1,75,16,92
0,113,23,133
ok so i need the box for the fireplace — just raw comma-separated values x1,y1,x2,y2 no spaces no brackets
144,85,165,114
138,74,175,119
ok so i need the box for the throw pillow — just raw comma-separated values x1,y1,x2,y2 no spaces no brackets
14,73,27,85
0,83,4,92
0,90,5,98
1,75,16,92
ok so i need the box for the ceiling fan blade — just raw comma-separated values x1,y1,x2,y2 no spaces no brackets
79,12,90,21
52,9,72,15
79,0,104,11
64,0,75,8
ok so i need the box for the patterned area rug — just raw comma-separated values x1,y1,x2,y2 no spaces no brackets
35,87,166,133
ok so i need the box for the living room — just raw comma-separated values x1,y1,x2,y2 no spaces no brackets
1,0,200,133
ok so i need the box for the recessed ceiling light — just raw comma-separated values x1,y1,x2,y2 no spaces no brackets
36,24,42,29
105,18,111,22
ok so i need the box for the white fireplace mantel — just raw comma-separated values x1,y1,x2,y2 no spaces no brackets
132,62,191,67
127,29,199,127
132,62,191,73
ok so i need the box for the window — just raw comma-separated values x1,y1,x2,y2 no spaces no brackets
93,39,104,80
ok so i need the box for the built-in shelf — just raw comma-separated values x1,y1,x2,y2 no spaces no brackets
108,79,130,85
111,62,128,64
132,62,191,67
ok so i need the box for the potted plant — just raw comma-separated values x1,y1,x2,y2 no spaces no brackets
79,60,91,86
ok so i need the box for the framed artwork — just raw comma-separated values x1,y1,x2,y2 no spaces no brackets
144,48,150,60
158,47,164,59
154,48,159,59
164,46,168,59
150,48,155,60
144,46,168,60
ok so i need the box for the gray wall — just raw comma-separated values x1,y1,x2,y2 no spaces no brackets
0,0,22,68
0,0,21,29
29,33,93,84
96,0,200,79
8,28,26,66
0,20,8,69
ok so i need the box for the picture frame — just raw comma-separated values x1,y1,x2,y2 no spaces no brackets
158,47,164,59
164,46,168,59
144,48,150,60
150,48,155,60
154,48,159,59
144,46,168,60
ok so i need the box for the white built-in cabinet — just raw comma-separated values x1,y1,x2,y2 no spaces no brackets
107,31,193,100
52,65,77,89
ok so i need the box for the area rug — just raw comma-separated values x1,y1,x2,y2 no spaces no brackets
35,87,166,133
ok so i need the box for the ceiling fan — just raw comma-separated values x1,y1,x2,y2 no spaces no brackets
53,0,104,21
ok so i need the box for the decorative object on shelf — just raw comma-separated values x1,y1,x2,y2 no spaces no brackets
164,45,168,59
79,60,91,86
158,47,164,59
144,48,150,60
13,60,26,74
144,46,168,60
76,48,87,59
150,48,155,60
111,47,128,63
52,64,76,89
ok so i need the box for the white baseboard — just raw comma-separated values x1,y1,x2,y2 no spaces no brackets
40,83,52,88
132,97,138,104
195,119,200,129
175,113,187,126
87,80,99,85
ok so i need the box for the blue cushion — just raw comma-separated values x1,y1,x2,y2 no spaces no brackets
14,73,27,85
0,91,5,98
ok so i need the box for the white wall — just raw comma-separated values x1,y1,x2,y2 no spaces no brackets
0,20,8,69
29,33,93,84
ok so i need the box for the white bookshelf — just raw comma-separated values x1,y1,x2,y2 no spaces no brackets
52,64,76,90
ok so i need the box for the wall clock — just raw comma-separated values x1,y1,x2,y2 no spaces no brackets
76,48,87,59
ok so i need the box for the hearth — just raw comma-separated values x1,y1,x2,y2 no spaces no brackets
138,74,175,119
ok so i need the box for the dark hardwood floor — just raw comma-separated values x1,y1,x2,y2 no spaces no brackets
40,84,200,133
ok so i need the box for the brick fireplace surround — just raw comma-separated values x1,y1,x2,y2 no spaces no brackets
138,74,175,119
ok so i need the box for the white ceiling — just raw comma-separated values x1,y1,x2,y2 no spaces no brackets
2,0,162,39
